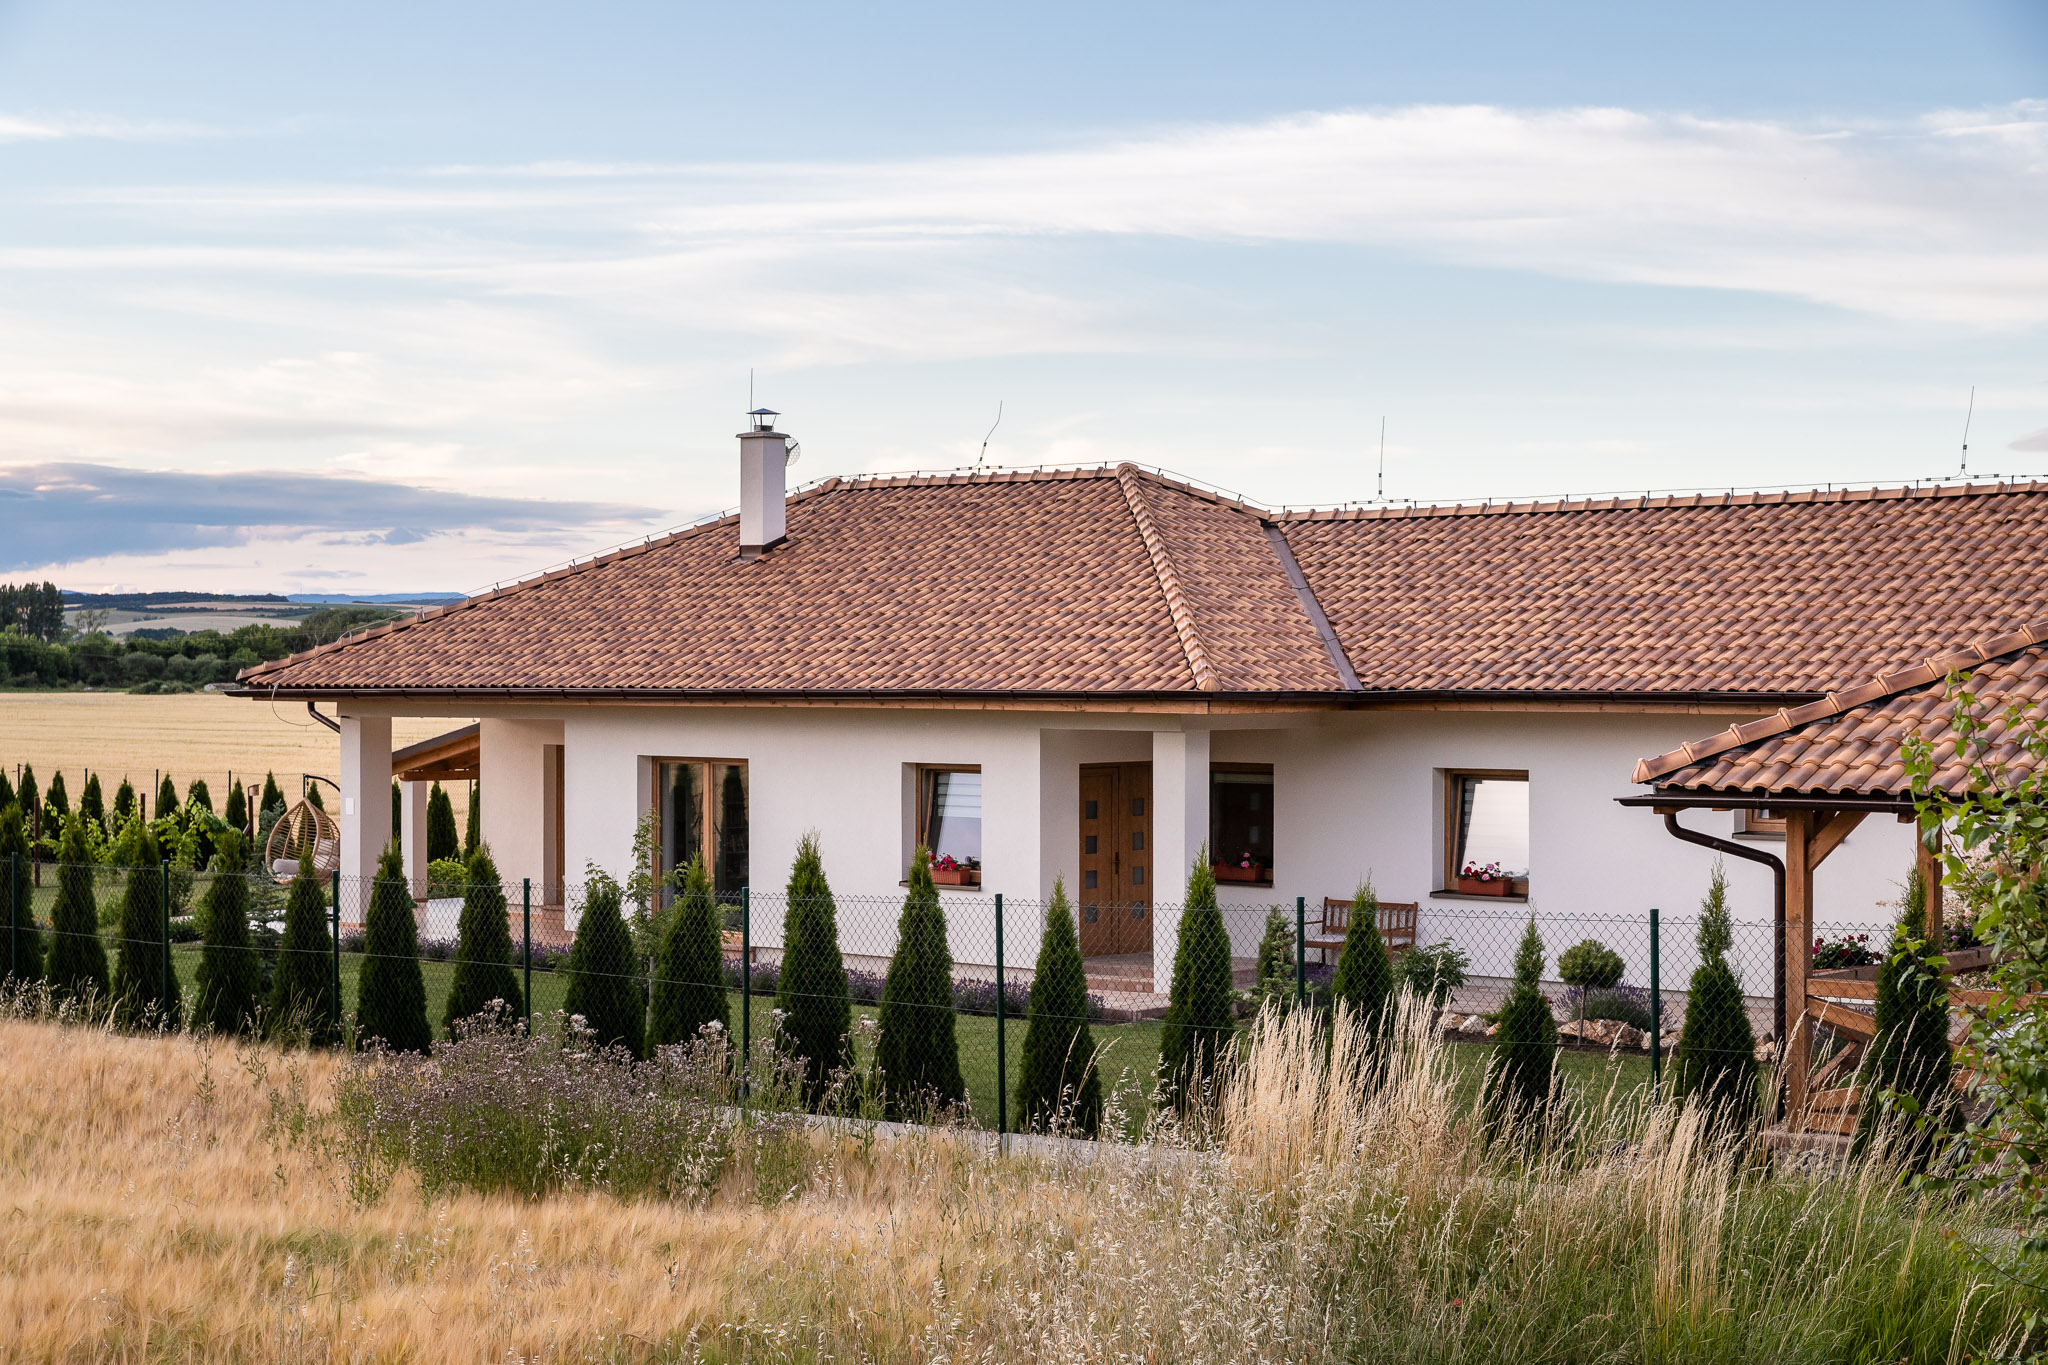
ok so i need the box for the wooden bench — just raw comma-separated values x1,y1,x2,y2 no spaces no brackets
1304,897,1418,962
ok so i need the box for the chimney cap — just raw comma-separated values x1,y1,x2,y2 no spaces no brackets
746,408,780,432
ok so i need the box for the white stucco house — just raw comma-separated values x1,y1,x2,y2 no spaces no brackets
232,414,2048,993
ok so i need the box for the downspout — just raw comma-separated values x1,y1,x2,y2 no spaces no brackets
1661,810,1788,1118
306,702,341,733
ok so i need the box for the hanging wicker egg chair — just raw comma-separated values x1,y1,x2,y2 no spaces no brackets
265,798,340,883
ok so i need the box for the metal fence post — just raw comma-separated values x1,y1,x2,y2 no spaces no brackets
522,878,532,1035
740,885,752,1099
161,860,172,1006
1649,906,1662,1089
995,893,1007,1141
1295,895,1307,1008
330,869,342,1029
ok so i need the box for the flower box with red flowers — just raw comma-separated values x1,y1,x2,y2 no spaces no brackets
1455,862,1514,896
930,854,980,887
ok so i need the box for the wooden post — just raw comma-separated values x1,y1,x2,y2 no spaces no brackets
1783,808,1816,1126
1916,824,1944,947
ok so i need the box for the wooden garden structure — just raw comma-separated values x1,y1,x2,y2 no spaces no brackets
1623,623,2048,1132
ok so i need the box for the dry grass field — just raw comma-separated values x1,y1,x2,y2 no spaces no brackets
0,692,471,819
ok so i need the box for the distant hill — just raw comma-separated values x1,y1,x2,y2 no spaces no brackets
63,590,290,609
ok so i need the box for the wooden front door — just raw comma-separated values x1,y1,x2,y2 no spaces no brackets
1077,762,1153,956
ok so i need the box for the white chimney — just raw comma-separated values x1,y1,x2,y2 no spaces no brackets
738,408,790,557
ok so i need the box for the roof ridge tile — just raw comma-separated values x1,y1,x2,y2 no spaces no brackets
1114,463,1219,692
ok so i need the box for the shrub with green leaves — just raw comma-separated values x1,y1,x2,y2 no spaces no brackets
45,813,106,1003
1331,876,1395,1041
566,867,647,1058
356,840,431,1054
443,845,522,1037
1015,876,1101,1135
1,802,44,984
1671,861,1758,1128
111,824,181,1030
1250,905,1297,1008
876,848,965,1118
1158,849,1235,1114
191,831,261,1034
1558,939,1625,991
425,857,467,897
266,853,338,1044
774,833,852,1104
1484,916,1556,1134
649,854,725,1051
1394,939,1470,1009
1854,863,1953,1161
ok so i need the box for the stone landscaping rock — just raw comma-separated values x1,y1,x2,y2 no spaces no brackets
1459,1015,1490,1035
1612,1025,1643,1051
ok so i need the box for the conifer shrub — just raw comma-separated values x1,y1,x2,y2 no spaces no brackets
774,833,852,1103
266,853,338,1044
187,777,212,813
223,776,247,834
1331,875,1395,1043
259,772,283,818
1855,864,1954,1160
464,784,479,858
156,774,179,818
305,782,324,811
44,771,68,820
1672,861,1758,1128
0,769,13,814
1158,849,1235,1114
192,831,261,1034
443,845,522,1037
1484,916,1557,1134
356,840,431,1053
0,802,43,984
427,782,459,862
45,813,105,1002
650,853,726,1050
876,848,965,1117
564,868,646,1057
111,824,181,1030
1251,904,1297,1009
18,764,37,831
113,778,136,824
1015,876,1102,1135
80,773,105,831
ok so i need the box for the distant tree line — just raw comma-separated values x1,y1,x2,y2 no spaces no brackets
0,598,400,692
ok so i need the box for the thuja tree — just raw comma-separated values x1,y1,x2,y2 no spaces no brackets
45,814,106,1003
0,802,42,984
443,844,522,1037
79,773,105,832
266,853,338,1044
222,772,244,834
775,833,852,1102
156,774,178,818
259,772,283,819
111,824,181,1030
356,840,430,1053
463,785,480,858
187,777,213,813
1853,863,1954,1161
565,867,646,1057
0,770,13,814
649,853,726,1050
426,782,459,862
876,848,965,1118
1015,876,1102,1135
44,770,68,821
1331,875,1395,1044
1158,851,1235,1114
1671,861,1758,1128
1484,916,1557,1134
1251,905,1296,1009
191,831,261,1035
113,778,136,825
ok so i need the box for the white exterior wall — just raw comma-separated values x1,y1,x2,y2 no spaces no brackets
478,718,563,892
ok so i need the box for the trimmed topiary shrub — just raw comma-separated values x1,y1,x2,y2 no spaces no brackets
1331,875,1395,1043
875,847,965,1118
1672,861,1758,1129
1484,915,1557,1134
1558,939,1625,991
191,831,261,1034
45,813,105,1003
775,833,852,1104
111,824,181,1030
649,853,725,1051
1855,863,1954,1161
565,867,646,1057
266,853,338,1044
443,845,521,1037
1158,848,1235,1115
427,782,459,863
1015,875,1102,1135
356,840,431,1054
1,802,44,984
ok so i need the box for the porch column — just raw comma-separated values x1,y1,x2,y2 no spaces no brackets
338,712,393,917
399,779,429,897
477,718,563,893
1151,728,1211,994
1915,821,1945,944
1783,809,1814,1124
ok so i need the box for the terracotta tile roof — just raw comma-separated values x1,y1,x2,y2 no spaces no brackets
239,471,2048,700
1634,624,2048,798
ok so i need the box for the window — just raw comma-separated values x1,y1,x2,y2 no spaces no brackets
1736,807,1786,838
1210,764,1275,885
1444,770,1529,894
917,766,982,875
654,759,749,902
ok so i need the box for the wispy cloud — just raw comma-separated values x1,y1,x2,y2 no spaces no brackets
0,112,217,143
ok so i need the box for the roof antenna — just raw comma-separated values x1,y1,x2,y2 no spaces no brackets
978,400,1003,467
1376,416,1387,501
748,368,755,416
1960,385,1975,475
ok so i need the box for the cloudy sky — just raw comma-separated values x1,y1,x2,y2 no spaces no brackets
0,0,2044,593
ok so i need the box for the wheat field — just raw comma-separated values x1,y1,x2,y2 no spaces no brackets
0,692,471,818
